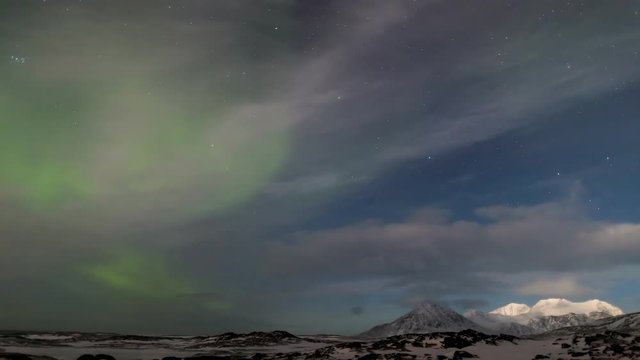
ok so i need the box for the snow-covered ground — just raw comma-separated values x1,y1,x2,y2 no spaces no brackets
1,346,198,360
1,313,639,360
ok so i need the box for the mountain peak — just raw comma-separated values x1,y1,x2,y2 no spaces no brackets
411,300,450,314
489,303,531,316
360,300,483,337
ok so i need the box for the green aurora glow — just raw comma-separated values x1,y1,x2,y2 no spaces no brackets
0,62,290,216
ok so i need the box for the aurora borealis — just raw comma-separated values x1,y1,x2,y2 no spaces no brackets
1,0,640,335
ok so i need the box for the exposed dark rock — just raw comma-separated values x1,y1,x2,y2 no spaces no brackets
357,354,382,360
383,353,416,360
567,350,587,357
1,354,33,360
335,342,364,350
451,350,477,359
605,344,625,354
305,346,335,359
94,355,115,360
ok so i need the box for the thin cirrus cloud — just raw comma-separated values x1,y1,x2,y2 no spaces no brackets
261,2,640,194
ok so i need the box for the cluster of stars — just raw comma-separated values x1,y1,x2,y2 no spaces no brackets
9,55,26,64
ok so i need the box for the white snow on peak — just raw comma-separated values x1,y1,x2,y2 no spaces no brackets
490,298,623,318
489,303,531,316
529,298,624,317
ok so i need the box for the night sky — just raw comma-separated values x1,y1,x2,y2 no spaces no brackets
1,0,640,335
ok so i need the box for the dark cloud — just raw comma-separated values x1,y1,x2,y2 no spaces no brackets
350,306,364,316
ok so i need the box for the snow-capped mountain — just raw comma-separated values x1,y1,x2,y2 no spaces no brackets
489,303,531,316
464,298,624,335
360,301,484,338
362,298,625,338
528,298,623,317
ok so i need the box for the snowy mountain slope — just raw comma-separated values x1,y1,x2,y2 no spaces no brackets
464,310,534,336
592,311,640,331
464,311,609,335
360,301,485,338
541,312,640,337
525,313,595,333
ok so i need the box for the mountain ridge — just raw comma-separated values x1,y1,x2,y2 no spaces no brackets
360,298,625,337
